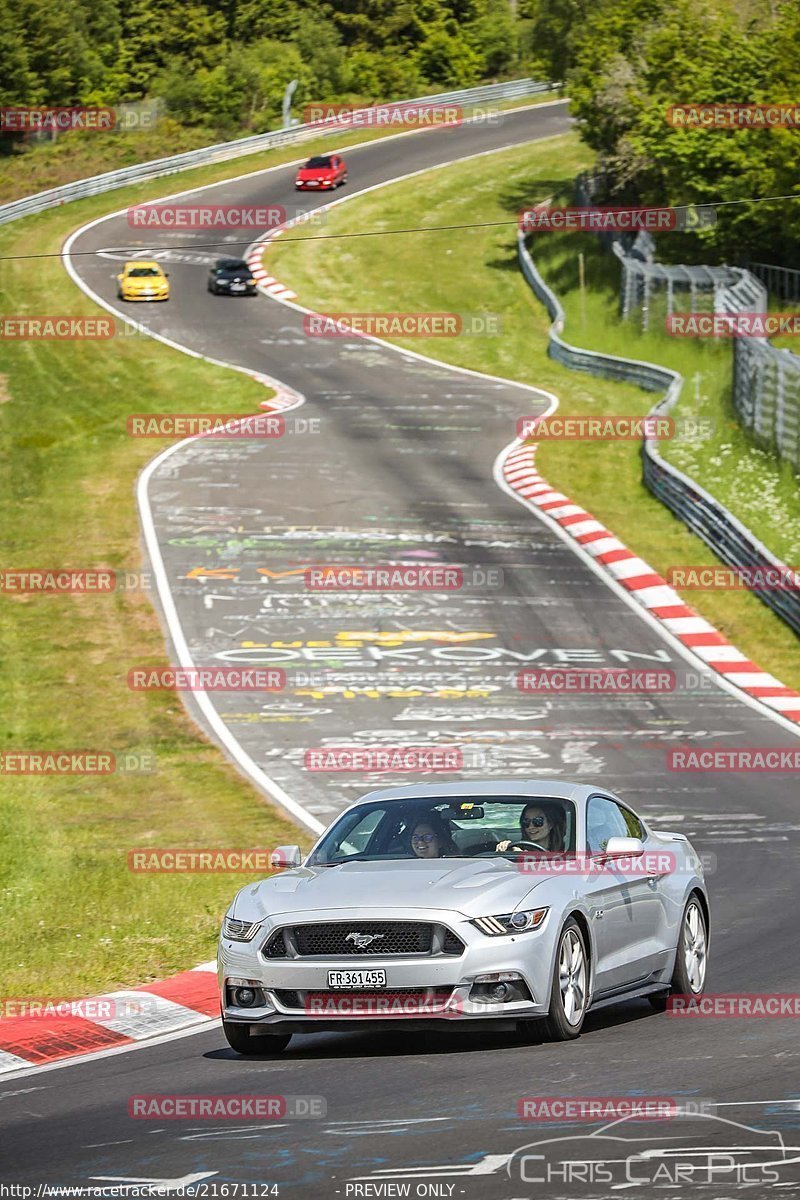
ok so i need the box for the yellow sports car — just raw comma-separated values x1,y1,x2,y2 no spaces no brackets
116,260,170,301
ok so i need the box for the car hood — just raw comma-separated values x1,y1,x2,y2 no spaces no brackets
124,276,166,288
217,271,252,280
296,167,333,179
231,858,548,922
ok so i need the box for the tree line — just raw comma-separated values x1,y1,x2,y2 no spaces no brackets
529,0,800,266
2,0,540,136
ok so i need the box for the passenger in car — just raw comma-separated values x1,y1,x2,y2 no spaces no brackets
410,814,458,859
496,802,565,854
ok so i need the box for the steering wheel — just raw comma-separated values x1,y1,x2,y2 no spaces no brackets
506,840,548,852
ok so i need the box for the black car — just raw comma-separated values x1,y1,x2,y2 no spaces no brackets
207,258,258,296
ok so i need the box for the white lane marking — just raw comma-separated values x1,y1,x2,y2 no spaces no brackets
348,1153,512,1179
90,1172,217,1194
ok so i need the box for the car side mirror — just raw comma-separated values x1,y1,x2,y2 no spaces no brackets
603,836,644,858
271,845,301,869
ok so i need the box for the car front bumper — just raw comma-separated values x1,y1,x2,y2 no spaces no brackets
218,906,556,1030
216,283,257,294
122,290,169,301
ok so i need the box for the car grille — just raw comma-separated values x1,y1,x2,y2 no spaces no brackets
262,921,465,958
273,986,454,1011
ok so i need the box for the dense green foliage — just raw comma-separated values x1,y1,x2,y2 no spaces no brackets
3,0,539,135
528,0,800,265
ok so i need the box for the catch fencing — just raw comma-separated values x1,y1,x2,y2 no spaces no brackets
576,173,800,470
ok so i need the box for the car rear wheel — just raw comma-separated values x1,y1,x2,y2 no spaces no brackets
649,895,707,1011
222,1020,291,1056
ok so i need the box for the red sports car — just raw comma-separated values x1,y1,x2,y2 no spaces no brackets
295,153,348,191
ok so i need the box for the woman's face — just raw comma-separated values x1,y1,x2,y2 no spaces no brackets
520,806,553,846
411,823,441,859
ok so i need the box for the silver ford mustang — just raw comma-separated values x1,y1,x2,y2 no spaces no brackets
218,781,709,1055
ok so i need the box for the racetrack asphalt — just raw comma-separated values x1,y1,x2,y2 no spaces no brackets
4,100,797,1197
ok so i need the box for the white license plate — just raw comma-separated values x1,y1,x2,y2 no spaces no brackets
327,969,386,989
230,283,245,291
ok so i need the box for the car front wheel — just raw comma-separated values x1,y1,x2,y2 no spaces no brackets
544,918,589,1041
222,1020,291,1057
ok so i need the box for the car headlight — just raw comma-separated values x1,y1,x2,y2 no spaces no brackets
470,907,549,936
222,916,262,942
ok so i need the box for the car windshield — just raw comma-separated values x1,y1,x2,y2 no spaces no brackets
217,259,248,271
128,267,161,277
305,156,332,168
307,797,576,866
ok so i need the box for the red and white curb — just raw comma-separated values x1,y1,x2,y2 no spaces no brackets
259,382,303,413
0,962,218,1074
246,227,296,299
502,440,800,722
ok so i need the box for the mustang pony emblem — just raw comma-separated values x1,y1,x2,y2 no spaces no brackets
345,931,385,948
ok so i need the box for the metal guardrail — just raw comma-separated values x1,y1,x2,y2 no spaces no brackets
517,232,800,636
0,79,552,227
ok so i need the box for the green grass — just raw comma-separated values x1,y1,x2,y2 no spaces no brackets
0,216,315,999
267,131,800,691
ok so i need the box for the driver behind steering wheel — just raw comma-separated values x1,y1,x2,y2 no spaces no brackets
496,802,564,854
